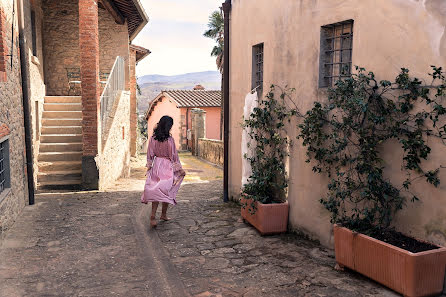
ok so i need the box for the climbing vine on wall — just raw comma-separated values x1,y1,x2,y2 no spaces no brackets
242,86,296,206
297,66,446,232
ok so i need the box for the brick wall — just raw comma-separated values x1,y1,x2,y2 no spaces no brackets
0,3,8,82
99,8,130,88
0,124,11,138
0,0,28,239
42,0,130,95
42,0,79,95
79,0,100,158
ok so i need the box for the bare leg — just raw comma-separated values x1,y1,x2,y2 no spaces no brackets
160,202,171,221
150,202,159,228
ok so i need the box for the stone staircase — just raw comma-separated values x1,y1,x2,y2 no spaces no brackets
37,96,83,189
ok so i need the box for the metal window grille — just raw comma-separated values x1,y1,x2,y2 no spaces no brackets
252,43,264,94
31,10,37,57
319,20,354,88
0,139,10,194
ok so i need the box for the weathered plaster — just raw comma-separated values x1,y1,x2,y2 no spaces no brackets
228,0,446,247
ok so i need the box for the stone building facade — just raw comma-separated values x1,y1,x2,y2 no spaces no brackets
227,0,446,247
0,0,28,239
0,0,149,238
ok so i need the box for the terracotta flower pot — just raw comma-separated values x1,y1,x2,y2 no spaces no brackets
240,197,289,235
334,225,446,297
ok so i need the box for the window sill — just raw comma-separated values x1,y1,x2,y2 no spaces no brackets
31,55,40,66
0,188,11,205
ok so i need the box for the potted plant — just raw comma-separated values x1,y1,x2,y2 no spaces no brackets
241,86,295,235
297,66,446,297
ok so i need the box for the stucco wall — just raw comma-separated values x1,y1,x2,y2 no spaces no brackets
0,0,28,239
181,106,221,150
198,138,223,166
228,0,446,247
146,96,182,149
42,0,130,95
98,91,131,190
202,107,221,140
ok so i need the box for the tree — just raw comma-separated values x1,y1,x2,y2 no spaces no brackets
204,10,224,139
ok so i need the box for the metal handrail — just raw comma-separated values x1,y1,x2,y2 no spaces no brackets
100,56,125,135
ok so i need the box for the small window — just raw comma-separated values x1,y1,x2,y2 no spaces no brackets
252,43,264,95
0,138,11,194
31,10,37,57
319,20,354,88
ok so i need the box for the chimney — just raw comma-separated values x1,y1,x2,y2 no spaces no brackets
193,84,205,90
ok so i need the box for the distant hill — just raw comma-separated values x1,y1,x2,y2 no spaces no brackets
137,71,221,115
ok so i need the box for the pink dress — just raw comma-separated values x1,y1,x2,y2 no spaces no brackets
141,136,184,205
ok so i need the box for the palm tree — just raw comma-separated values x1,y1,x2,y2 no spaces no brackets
204,10,224,139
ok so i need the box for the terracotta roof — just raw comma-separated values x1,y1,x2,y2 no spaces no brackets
164,90,221,107
145,90,222,119
130,44,151,62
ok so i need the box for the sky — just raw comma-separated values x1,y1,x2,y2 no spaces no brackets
133,0,223,77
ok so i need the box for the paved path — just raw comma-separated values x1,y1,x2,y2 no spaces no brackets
0,153,397,297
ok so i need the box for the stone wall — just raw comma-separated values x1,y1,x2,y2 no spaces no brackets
42,0,130,95
228,0,446,247
42,0,79,95
129,48,137,156
26,0,45,186
0,0,28,239
98,7,130,89
198,138,223,166
98,91,131,190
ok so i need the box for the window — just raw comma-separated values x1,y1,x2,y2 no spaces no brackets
31,10,37,57
319,20,354,88
0,138,10,194
252,43,264,95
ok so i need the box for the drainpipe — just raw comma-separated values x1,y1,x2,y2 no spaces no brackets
186,107,189,149
222,0,231,202
17,0,35,205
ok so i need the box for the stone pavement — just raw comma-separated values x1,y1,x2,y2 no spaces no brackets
0,153,398,297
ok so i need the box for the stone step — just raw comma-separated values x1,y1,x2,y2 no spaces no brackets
42,118,82,127
44,96,82,104
40,134,82,143
37,171,82,183
38,160,82,172
43,111,82,119
38,179,82,189
44,103,82,111
39,142,83,153
38,152,82,162
41,126,82,135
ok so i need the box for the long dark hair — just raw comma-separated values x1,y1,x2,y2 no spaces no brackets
153,116,173,142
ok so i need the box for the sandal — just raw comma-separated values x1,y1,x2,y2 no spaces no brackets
160,215,171,221
150,216,157,228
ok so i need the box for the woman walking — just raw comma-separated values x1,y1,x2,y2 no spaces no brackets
141,116,186,228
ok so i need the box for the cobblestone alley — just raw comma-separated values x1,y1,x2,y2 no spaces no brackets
0,153,398,297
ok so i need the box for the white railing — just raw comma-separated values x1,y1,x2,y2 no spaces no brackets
100,56,125,135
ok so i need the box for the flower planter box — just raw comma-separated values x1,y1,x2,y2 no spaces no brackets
240,197,289,235
334,225,446,297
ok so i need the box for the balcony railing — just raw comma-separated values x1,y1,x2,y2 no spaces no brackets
100,56,125,135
